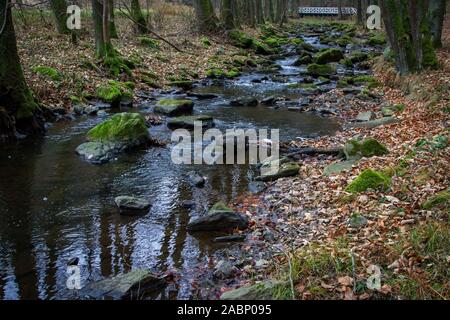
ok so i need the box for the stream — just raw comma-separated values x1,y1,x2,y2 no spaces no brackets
0,34,364,300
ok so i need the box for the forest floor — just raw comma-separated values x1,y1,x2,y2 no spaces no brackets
225,18,450,300
15,5,248,110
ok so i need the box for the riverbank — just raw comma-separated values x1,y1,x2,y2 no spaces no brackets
223,23,449,300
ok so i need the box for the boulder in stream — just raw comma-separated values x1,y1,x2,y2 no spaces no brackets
80,269,166,300
187,202,249,232
230,96,258,107
185,171,206,188
154,98,194,116
76,113,150,164
167,115,214,130
114,196,151,213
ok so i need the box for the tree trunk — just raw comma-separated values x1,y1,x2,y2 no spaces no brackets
0,0,44,141
380,0,438,75
193,0,218,32
50,0,70,34
266,0,275,22
131,0,148,34
356,0,363,25
109,0,118,38
221,0,235,30
338,0,343,20
428,0,446,48
92,0,114,58
255,0,264,24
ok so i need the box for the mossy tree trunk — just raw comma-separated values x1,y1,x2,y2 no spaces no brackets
193,0,218,32
92,0,114,58
427,0,446,48
221,0,235,30
265,0,275,22
50,0,70,34
131,0,148,34
356,0,363,25
380,0,438,75
0,0,44,141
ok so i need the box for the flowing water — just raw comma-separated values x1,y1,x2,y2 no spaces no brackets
0,36,343,300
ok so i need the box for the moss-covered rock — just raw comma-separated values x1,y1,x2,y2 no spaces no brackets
87,112,148,143
96,81,134,106
315,48,344,64
206,68,225,79
344,138,389,160
346,169,391,193
422,189,450,210
229,30,254,48
32,66,62,81
293,54,313,66
225,68,241,78
154,98,194,116
367,33,386,45
349,51,370,63
220,281,285,300
253,40,273,55
306,63,337,77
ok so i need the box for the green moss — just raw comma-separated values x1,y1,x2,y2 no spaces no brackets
288,82,317,89
103,55,133,76
210,201,233,213
341,58,353,68
367,33,386,45
422,189,450,210
315,48,344,64
96,80,134,104
306,63,336,77
206,68,225,78
346,169,392,193
253,40,273,55
200,36,211,48
32,66,62,81
344,138,389,160
349,51,370,63
154,98,194,115
229,30,254,48
138,36,160,49
87,113,148,142
225,68,240,78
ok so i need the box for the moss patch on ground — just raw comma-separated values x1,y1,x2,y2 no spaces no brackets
346,169,392,193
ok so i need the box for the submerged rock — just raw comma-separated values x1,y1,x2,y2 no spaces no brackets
167,115,214,129
76,113,149,164
185,171,206,188
230,96,258,107
187,202,249,232
220,281,285,300
154,98,194,116
80,269,166,300
114,196,151,213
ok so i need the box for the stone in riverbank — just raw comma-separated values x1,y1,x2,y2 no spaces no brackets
114,196,151,212
187,202,249,232
255,161,300,182
306,63,337,77
315,48,344,64
154,98,194,116
344,138,389,160
347,117,399,129
230,96,258,107
76,113,149,164
323,160,356,176
220,281,285,300
80,269,166,300
167,115,214,129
